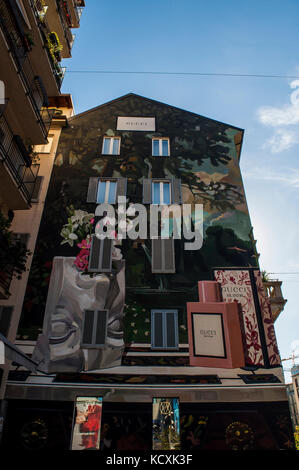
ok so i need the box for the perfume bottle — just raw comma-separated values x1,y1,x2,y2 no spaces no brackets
187,281,245,368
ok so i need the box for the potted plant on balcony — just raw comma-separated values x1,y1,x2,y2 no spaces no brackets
46,32,63,62
0,212,31,298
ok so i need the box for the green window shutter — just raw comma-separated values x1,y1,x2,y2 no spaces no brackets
81,310,108,348
87,177,99,203
0,306,13,337
142,179,152,204
152,238,175,273
151,309,178,350
171,178,182,204
88,235,113,273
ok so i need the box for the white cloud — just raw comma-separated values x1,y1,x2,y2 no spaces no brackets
257,79,299,153
263,128,299,153
242,167,299,187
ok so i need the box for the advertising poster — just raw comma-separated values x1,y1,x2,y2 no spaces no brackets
152,398,180,450
71,397,103,450
214,269,264,366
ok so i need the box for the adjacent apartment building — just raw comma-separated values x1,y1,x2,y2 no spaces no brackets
0,93,293,451
0,0,85,442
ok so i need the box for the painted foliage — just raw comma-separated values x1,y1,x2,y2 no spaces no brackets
18,94,257,362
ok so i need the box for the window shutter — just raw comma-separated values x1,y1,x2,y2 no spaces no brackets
116,177,127,201
87,177,99,203
152,238,175,273
164,238,175,273
151,311,163,348
101,238,113,271
166,311,177,348
171,178,182,204
88,235,113,272
152,238,163,272
81,309,108,347
0,306,13,336
81,310,94,345
151,310,178,350
142,179,152,204
95,310,108,345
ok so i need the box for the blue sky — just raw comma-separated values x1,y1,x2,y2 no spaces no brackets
62,0,299,381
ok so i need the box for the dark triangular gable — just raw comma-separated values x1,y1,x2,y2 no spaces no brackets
67,93,244,161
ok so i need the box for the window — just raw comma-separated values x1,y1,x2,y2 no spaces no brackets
102,136,120,155
152,238,175,273
151,309,178,350
87,177,127,204
142,178,181,205
97,179,117,203
152,138,170,156
81,309,108,348
152,181,171,205
88,236,113,273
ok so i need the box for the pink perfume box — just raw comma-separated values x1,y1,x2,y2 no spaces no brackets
187,281,245,369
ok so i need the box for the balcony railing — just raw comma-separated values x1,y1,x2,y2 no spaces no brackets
0,0,53,138
30,0,65,89
56,0,74,50
0,115,40,205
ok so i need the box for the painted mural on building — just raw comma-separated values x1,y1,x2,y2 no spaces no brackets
18,94,261,372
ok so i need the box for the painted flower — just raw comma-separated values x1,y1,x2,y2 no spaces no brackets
69,233,78,240
77,239,91,250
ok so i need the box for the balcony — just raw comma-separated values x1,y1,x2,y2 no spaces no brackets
0,0,54,141
263,279,287,322
56,0,74,52
0,115,40,209
29,0,65,90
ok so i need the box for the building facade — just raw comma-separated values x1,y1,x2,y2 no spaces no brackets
0,0,85,442
1,93,293,451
